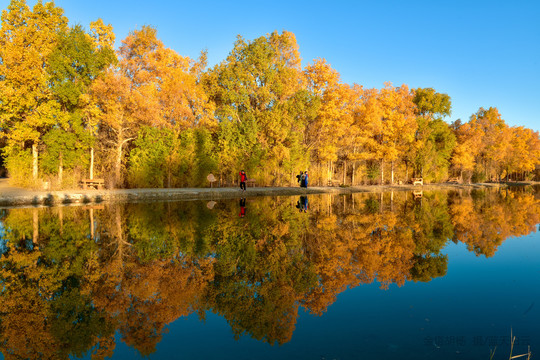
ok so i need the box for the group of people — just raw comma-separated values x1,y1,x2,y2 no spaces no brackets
239,169,309,190
296,171,309,188
237,169,310,217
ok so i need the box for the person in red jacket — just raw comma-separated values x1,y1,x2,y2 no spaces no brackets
239,170,247,191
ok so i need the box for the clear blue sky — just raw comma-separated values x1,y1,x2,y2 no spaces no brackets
2,0,539,131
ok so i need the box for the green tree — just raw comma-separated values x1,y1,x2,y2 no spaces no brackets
40,24,116,187
411,88,455,182
203,31,316,185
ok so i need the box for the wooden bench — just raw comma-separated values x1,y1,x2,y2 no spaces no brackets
246,179,256,187
448,177,461,184
412,177,423,186
327,179,341,187
80,178,104,190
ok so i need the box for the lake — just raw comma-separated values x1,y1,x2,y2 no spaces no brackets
0,186,538,359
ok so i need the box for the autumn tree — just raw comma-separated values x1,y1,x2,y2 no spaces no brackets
451,119,482,181
92,25,212,188
501,126,540,180
304,58,353,184
0,0,67,186
362,83,417,184
467,107,508,181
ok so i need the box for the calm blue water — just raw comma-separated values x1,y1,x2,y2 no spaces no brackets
113,234,539,360
0,187,538,359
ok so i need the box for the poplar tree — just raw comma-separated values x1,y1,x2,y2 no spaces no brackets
43,23,116,186
0,0,67,185
203,31,316,185
411,88,455,182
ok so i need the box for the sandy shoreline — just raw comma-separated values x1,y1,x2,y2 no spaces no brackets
1,178,537,208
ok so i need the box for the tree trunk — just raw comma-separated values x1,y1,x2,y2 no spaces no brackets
405,161,409,183
380,159,384,185
391,161,394,185
343,160,347,185
32,142,38,181
352,162,356,186
115,128,127,189
115,142,123,188
58,151,63,186
90,147,94,179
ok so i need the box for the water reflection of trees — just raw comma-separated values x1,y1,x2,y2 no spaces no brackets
0,188,538,358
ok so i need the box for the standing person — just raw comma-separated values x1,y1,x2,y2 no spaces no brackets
300,172,306,188
296,171,303,186
304,171,309,188
239,170,247,192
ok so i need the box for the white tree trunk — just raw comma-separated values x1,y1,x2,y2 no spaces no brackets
32,143,38,180
90,147,94,179
391,161,394,185
58,152,63,186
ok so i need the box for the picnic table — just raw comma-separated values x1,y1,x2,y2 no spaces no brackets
80,178,104,190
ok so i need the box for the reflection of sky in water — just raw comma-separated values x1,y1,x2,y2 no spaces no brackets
111,212,540,360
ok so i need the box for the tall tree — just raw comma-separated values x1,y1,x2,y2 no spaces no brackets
370,83,417,184
203,31,316,185
304,58,353,184
468,107,508,181
451,120,483,181
92,25,211,187
411,88,455,181
0,0,67,185
43,23,116,186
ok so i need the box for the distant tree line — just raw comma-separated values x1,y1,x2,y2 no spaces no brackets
1,0,539,189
